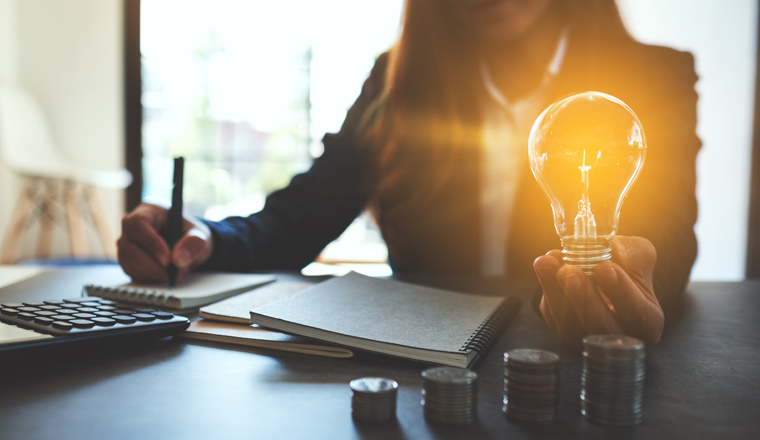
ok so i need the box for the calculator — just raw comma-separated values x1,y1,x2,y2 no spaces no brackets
0,296,190,354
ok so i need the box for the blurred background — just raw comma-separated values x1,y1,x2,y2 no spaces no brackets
0,0,756,280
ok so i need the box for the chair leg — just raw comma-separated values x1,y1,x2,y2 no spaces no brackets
0,179,38,264
84,185,116,259
64,181,88,258
36,179,62,259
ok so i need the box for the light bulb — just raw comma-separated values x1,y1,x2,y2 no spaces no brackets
528,91,646,275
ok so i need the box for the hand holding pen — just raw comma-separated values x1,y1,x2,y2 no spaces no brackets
116,158,214,283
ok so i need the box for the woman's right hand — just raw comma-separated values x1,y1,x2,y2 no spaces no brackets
117,203,213,282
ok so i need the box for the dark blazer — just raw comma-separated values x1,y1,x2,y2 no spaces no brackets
200,32,700,310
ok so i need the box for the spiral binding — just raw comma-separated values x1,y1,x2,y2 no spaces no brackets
459,297,519,358
83,284,170,307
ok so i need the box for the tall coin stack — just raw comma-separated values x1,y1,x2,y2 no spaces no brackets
503,349,561,424
350,377,398,422
421,367,478,426
581,335,646,425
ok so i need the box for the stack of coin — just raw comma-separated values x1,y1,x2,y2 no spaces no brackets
581,335,646,425
503,349,561,424
421,367,478,426
350,377,398,422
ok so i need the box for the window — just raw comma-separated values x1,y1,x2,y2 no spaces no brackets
140,0,403,275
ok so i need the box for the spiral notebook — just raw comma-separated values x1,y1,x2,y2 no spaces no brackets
249,272,521,368
84,273,275,310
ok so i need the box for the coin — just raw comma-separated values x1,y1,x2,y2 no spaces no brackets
580,335,646,426
350,377,398,394
421,367,478,426
349,377,398,422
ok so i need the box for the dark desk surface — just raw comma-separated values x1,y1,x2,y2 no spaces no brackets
0,266,758,440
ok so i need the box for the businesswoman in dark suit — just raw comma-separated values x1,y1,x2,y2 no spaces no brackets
117,0,700,346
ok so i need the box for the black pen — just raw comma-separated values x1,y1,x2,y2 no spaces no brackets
166,156,184,288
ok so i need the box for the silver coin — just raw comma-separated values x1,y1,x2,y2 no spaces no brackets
505,388,560,401
422,401,478,411
505,349,560,367
422,382,477,391
505,369,560,385
350,377,399,394
504,378,559,393
583,335,645,351
422,367,478,385
581,388,644,402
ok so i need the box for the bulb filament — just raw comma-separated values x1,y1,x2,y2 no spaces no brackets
574,150,597,238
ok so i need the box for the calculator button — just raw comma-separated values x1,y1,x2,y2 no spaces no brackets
1,303,24,308
71,319,95,328
113,315,137,324
73,313,97,319
76,307,100,313
53,308,74,314
18,312,35,320
39,305,61,311
97,305,117,311
94,311,116,317
113,309,135,315
152,311,174,320
18,307,41,312
34,316,54,325
58,303,79,309
134,307,155,313
98,300,117,305
43,300,66,305
50,315,75,321
33,311,57,317
92,317,116,326
52,321,73,330
63,297,99,303
80,301,100,307
1,308,19,316
22,302,45,307
133,313,156,322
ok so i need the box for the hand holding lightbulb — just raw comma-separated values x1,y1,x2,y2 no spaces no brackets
533,236,664,345
528,92,662,344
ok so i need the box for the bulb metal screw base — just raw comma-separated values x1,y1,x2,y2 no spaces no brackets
561,236,613,276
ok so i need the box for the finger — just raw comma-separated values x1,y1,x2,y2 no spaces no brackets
172,228,211,269
595,262,664,344
556,265,624,336
546,249,563,261
610,236,657,300
121,216,170,267
534,255,585,343
117,237,169,282
539,296,559,333
176,267,190,284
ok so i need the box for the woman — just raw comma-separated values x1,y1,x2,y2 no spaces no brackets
118,0,699,346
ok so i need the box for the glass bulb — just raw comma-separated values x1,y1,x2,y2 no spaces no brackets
528,91,646,275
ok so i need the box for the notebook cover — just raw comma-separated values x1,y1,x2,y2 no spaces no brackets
250,272,506,355
199,281,312,324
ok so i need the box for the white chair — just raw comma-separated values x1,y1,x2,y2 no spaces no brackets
0,84,132,263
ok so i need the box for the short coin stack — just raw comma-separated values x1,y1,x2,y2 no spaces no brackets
349,377,398,422
421,367,478,426
503,349,561,424
581,335,646,425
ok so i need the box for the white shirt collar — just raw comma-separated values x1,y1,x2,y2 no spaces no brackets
480,29,570,110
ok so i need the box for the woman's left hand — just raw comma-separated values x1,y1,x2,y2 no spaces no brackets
533,236,664,346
